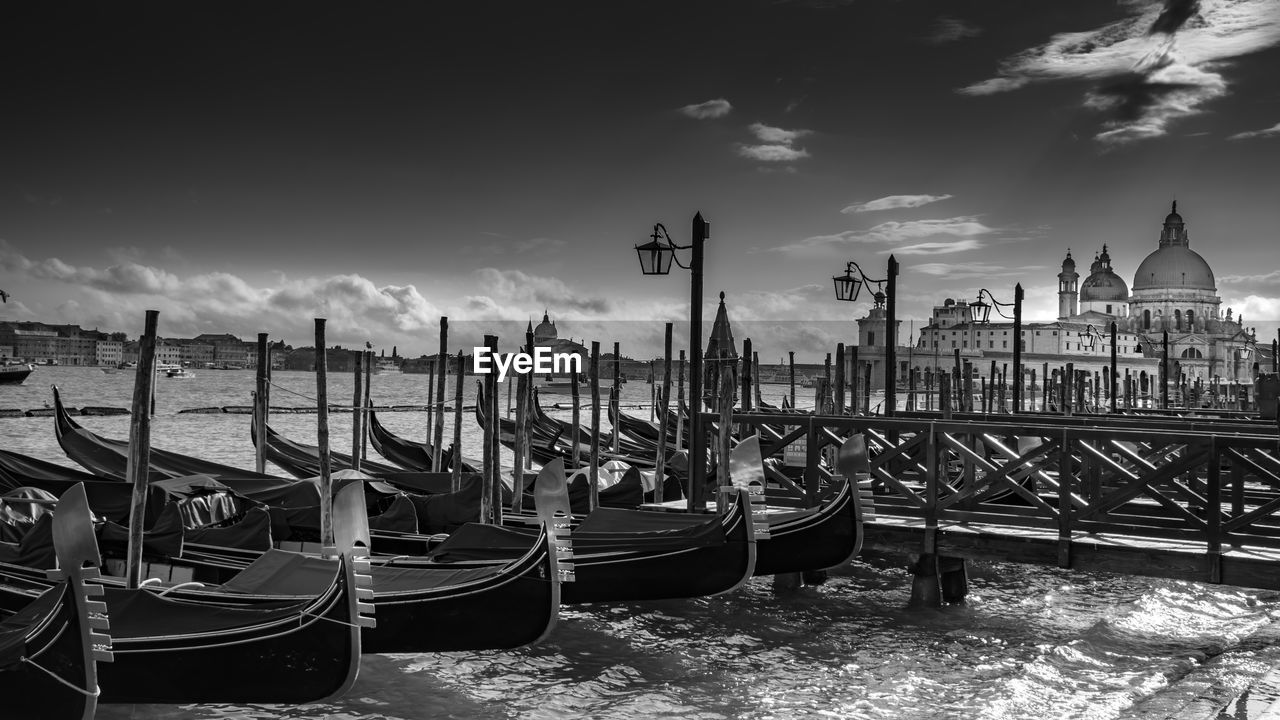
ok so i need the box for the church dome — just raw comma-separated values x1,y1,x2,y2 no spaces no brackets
1132,246,1215,290
1081,269,1129,301
1132,202,1215,291
533,311,557,344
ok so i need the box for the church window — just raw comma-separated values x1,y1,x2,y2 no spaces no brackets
1143,309,1151,329
1174,309,1183,331
1106,304,1112,314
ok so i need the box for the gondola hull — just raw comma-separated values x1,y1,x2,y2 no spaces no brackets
1,583,98,720
752,479,861,576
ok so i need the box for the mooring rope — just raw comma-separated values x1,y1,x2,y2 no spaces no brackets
20,656,101,698
300,610,367,629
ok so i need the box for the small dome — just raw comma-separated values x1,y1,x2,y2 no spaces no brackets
1080,269,1129,302
1165,200,1183,226
533,310,557,344
1061,250,1075,271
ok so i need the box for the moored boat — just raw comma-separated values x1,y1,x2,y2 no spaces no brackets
0,363,35,385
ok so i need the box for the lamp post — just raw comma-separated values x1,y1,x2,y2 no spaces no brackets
1110,321,1118,413
636,214,710,512
833,256,898,415
969,285,1023,413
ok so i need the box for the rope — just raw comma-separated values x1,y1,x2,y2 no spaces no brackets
300,610,367,630
20,656,101,698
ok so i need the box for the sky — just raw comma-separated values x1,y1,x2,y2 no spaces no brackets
2,0,1278,362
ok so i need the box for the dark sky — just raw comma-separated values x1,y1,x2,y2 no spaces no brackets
2,1,1278,358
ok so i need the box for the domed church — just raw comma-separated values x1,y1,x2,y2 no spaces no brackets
914,202,1260,401
1058,202,1258,385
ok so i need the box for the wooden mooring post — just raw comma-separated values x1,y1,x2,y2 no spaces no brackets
451,350,464,492
254,333,270,475
351,350,363,473
125,309,159,589
314,319,334,553
433,317,448,471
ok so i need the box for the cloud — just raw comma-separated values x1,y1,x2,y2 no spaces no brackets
738,123,813,163
1228,122,1280,140
748,123,811,144
782,217,996,252
1220,269,1280,284
737,144,810,162
913,262,1045,279
960,0,1280,144
928,17,982,44
841,194,953,214
678,98,733,119
1227,294,1280,321
891,239,987,255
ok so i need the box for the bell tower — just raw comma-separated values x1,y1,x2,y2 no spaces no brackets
1058,250,1078,320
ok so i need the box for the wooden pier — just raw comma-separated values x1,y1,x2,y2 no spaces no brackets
729,409,1280,593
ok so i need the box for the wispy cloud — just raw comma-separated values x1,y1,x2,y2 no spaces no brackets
913,262,1046,278
1228,122,1280,140
678,98,733,119
1220,270,1280,284
892,239,987,256
841,194,953,214
738,122,813,163
960,0,1280,144
774,216,996,252
928,17,982,44
738,144,810,162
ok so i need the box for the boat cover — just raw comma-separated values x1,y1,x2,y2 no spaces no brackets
0,584,61,668
102,583,320,638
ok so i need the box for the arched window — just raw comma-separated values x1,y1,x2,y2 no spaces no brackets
1186,309,1195,330
1174,309,1183,331
1139,371,1148,393
1180,347,1203,359
1143,309,1151,329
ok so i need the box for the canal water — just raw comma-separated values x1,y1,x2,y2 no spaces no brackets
4,366,1280,719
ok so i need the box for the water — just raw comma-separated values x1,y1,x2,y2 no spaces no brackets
5,367,1280,719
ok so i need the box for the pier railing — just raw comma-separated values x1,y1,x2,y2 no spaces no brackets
715,411,1280,588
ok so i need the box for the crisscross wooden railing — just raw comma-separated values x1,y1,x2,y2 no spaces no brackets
719,410,1280,588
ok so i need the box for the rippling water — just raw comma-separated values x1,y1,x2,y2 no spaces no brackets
5,367,1280,719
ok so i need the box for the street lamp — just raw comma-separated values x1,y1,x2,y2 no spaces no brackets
1081,324,1104,354
634,213,710,512
970,285,1024,412
833,257,899,416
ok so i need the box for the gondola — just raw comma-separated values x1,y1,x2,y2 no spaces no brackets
170,484,562,654
0,484,110,720
3,460,562,654
366,408,478,474
0,482,372,705
365,409,650,511
404,459,758,604
253,421,406,479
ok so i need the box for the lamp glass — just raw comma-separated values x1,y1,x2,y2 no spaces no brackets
635,240,674,275
970,298,991,324
833,272,861,302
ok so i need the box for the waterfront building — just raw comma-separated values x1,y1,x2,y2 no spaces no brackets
858,202,1260,401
